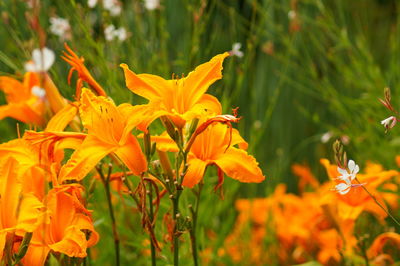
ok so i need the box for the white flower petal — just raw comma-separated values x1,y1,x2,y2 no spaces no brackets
348,160,355,172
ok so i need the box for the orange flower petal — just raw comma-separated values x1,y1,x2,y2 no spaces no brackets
59,135,116,182
367,232,400,258
182,158,208,188
46,102,78,131
120,64,166,101
114,134,147,176
183,52,229,106
80,88,124,144
213,148,265,183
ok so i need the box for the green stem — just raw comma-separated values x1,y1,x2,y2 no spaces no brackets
148,185,157,266
189,184,203,266
356,178,400,228
172,195,180,266
97,167,120,266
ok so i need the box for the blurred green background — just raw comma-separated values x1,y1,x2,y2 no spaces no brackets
0,0,399,264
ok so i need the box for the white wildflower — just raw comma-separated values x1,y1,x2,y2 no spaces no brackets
230,42,244,58
321,131,333,143
334,159,365,195
381,116,397,130
115,27,127,41
24,47,55,73
49,17,71,40
144,0,160,10
103,0,121,15
104,25,127,42
88,0,98,8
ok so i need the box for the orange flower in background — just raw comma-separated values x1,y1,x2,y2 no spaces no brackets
120,52,229,128
320,159,398,221
156,122,264,188
0,72,45,126
58,88,147,182
367,232,400,261
23,186,99,265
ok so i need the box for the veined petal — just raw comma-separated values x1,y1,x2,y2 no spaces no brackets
120,64,167,101
114,134,147,176
58,135,116,182
213,147,264,183
80,88,124,144
72,213,99,247
183,52,229,106
182,158,208,188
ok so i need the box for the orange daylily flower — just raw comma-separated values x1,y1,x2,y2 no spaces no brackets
62,43,107,98
0,72,45,125
23,186,99,265
156,122,264,188
0,157,44,260
58,88,147,182
367,232,400,259
120,52,229,128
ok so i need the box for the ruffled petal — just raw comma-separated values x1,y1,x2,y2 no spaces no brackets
48,225,88,257
213,147,265,183
182,158,208,188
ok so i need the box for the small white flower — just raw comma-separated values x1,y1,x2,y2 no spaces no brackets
109,5,121,16
381,116,397,130
31,86,46,98
24,47,55,73
104,25,127,42
144,0,160,10
230,42,244,58
288,10,297,20
49,17,71,40
104,25,116,41
88,0,98,8
115,27,127,41
334,159,364,195
103,0,121,15
321,131,333,143
335,181,351,195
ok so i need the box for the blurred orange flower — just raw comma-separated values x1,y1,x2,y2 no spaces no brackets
0,72,45,126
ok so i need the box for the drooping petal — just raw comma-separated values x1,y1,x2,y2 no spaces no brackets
58,135,116,182
182,158,208,188
48,225,88,257
120,64,167,101
213,147,265,183
114,134,147,175
0,102,44,126
183,52,229,106
367,232,400,258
